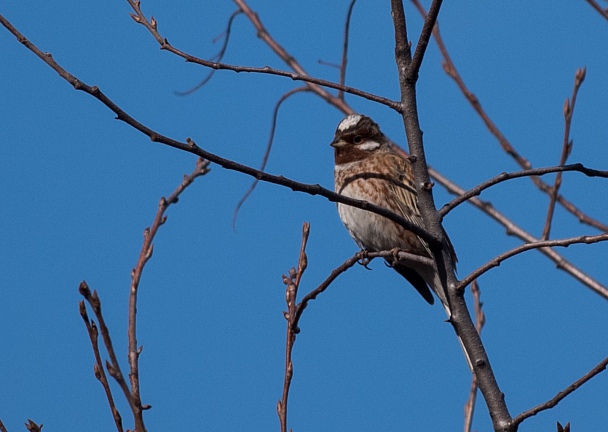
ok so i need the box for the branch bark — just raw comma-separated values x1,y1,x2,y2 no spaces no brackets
390,1,513,430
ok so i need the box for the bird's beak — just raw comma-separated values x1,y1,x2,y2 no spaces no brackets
330,138,346,148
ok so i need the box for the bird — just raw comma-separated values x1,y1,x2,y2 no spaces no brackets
330,114,458,314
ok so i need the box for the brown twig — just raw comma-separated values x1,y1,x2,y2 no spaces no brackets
459,233,608,290
410,0,608,234
0,419,9,432
78,294,124,432
440,162,608,217
77,159,210,432
409,0,443,80
511,355,608,427
79,283,140,430
125,0,398,112
292,249,434,330
541,68,586,240
338,0,357,100
128,157,210,420
463,280,485,432
584,0,608,20
233,86,311,227
433,168,608,299
24,420,42,432
175,9,243,96
278,223,310,432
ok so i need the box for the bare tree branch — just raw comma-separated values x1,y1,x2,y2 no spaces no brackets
584,0,608,20
541,68,586,240
78,297,124,432
459,234,608,290
175,9,243,96
463,280,485,432
433,168,608,298
338,0,357,100
440,163,608,218
233,87,311,227
512,355,608,427
24,420,42,432
409,0,443,79
411,0,608,234
79,283,142,430
125,0,399,112
390,2,514,430
127,157,211,424
278,223,310,432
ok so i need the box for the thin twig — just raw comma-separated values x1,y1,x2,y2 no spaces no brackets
409,0,443,80
463,280,485,432
125,0,398,112
175,9,243,96
278,223,310,432
78,283,140,429
0,419,9,432
432,168,608,299
233,87,310,227
459,233,608,290
584,0,608,20
440,162,608,217
338,0,357,100
410,0,608,234
24,420,42,432
128,158,210,418
512,355,608,427
292,249,433,330
541,68,586,240
78,294,124,432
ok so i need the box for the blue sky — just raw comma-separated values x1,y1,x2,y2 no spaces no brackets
1,1,607,431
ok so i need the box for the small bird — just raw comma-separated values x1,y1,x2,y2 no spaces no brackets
331,114,457,313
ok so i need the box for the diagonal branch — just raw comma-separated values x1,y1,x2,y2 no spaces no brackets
410,0,608,234
126,0,399,112
440,163,608,217
127,157,211,423
512,355,608,427
584,0,608,21
79,283,142,430
233,86,311,227
432,168,608,299
459,233,608,290
175,9,243,96
541,68,586,240
409,0,443,79
79,298,124,432
463,280,485,432
338,0,358,100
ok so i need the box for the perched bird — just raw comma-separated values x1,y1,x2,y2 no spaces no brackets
331,114,458,313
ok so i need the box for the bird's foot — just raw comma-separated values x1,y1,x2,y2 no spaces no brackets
358,249,372,270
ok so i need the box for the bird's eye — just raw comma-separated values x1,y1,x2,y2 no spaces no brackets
353,135,363,144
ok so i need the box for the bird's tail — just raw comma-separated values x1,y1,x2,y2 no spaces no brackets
416,264,474,372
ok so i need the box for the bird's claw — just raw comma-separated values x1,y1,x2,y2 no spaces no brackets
358,249,372,270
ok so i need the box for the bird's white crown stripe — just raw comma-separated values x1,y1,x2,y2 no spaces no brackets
337,114,363,132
